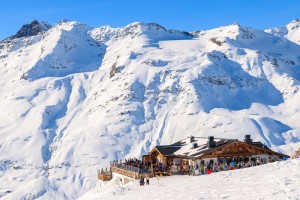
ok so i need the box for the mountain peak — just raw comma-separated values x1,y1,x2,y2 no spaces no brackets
127,22,167,31
11,20,52,39
120,22,168,36
290,19,300,23
287,19,300,30
90,21,192,43
205,23,256,40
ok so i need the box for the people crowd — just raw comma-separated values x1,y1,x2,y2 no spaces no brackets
100,156,289,187
98,167,111,176
110,156,284,178
181,157,280,176
110,158,149,174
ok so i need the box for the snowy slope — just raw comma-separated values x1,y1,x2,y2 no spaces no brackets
79,159,300,200
0,20,300,199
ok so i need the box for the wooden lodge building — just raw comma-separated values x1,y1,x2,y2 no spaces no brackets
142,135,288,167
98,135,289,182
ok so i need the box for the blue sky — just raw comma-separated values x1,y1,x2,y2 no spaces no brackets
0,0,300,40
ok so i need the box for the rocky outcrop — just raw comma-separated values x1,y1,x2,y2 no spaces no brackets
10,20,52,39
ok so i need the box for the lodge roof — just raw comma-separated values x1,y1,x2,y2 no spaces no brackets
189,139,237,157
151,135,288,159
155,146,182,156
154,137,237,157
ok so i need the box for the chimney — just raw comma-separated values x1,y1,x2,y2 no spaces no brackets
190,136,195,143
207,136,216,148
192,142,198,149
244,135,252,144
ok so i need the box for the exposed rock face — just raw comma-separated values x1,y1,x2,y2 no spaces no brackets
11,20,52,39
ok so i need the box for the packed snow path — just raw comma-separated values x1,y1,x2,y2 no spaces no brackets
79,159,300,200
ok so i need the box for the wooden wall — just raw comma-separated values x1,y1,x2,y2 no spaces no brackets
198,141,281,159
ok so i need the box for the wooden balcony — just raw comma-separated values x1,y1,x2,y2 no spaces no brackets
110,166,140,179
98,163,154,182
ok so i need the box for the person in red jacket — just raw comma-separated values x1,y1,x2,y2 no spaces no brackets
230,161,235,170
207,165,212,174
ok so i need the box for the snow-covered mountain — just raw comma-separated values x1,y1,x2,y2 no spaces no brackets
0,19,300,199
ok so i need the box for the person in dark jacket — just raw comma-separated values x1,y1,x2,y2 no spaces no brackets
140,177,145,186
